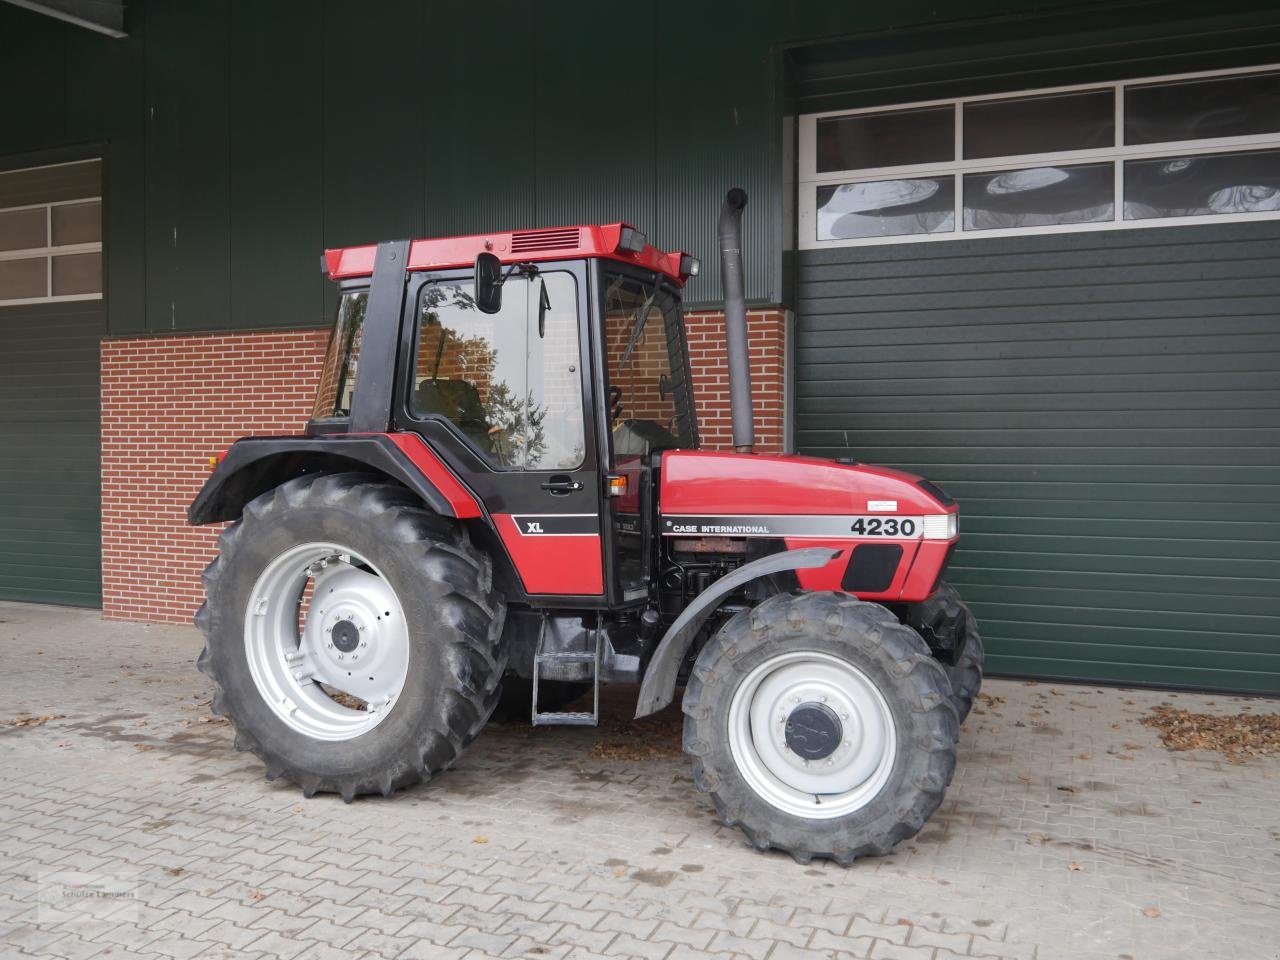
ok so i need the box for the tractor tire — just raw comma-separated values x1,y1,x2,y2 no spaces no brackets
682,591,957,865
490,678,591,724
902,581,984,726
195,472,506,802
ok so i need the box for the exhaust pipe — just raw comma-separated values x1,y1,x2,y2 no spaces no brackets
718,187,754,454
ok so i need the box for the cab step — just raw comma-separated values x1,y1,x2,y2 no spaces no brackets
532,615,601,726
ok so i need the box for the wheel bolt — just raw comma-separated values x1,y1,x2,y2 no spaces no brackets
326,642,334,649
820,695,827,703
360,641,367,649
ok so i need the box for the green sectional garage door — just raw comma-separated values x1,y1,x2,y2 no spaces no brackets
0,301,102,606
795,221,1280,694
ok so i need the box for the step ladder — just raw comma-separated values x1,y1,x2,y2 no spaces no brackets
532,616,600,726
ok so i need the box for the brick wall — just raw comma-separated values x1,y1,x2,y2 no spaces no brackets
100,331,330,622
686,309,786,453
99,309,786,623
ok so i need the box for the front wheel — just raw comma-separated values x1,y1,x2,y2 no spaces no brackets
682,592,957,864
902,581,984,725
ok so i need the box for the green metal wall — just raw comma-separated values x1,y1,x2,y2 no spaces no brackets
0,302,103,606
795,222,1280,694
8,0,1259,333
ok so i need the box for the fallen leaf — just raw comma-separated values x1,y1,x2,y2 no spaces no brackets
473,835,489,844
1142,907,1162,918
1067,861,1084,872
1017,772,1034,784
1075,753,1091,760
249,891,266,901
1140,706,1280,762
612,867,627,878
292,805,303,814
3,714,65,728
1056,785,1077,794
1026,832,1049,845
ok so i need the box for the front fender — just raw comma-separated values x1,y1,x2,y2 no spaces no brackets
188,434,482,525
633,547,842,718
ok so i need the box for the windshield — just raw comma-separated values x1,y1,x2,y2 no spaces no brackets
602,270,698,456
312,290,368,419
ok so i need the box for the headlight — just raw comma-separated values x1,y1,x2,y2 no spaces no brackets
921,514,958,539
617,226,647,253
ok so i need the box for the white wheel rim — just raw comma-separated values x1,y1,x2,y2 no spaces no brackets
727,650,897,819
244,542,409,741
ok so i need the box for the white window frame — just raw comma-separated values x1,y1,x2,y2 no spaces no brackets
798,63,1280,250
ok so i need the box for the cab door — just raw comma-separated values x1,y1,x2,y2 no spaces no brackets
395,264,606,599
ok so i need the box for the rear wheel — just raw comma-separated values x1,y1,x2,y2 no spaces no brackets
196,473,506,801
682,592,957,864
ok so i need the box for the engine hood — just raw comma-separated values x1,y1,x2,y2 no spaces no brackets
659,450,954,517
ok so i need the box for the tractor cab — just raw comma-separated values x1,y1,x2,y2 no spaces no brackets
307,224,702,607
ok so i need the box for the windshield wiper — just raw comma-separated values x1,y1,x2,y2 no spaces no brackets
618,284,658,370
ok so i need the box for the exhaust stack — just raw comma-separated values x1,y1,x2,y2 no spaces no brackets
718,187,754,454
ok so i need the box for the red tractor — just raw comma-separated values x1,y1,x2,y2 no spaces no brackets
190,190,982,863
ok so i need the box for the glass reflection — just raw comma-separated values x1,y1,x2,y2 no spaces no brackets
816,178,955,240
1124,149,1280,219
963,163,1113,230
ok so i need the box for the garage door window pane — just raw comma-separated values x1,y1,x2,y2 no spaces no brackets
816,107,953,173
51,201,101,246
0,207,47,252
1125,71,1280,145
817,178,955,240
0,257,47,299
964,90,1113,159
1124,149,1280,220
51,252,101,296
964,162,1114,231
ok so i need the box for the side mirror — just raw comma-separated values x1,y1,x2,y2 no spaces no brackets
474,252,503,314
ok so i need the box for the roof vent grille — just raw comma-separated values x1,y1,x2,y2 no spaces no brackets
510,227,580,252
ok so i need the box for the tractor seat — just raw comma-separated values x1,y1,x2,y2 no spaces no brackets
413,378,493,450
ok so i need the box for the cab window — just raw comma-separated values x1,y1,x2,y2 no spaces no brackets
411,274,584,470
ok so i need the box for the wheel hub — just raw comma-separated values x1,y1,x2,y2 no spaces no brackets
784,701,843,760
243,543,410,741
330,618,361,653
727,650,898,820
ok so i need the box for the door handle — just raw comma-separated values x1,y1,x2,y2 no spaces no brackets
540,476,583,496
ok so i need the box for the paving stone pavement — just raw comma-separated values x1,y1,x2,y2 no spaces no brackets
1,601,1277,960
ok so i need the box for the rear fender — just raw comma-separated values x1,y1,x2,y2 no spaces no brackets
187,434,482,525
633,547,841,718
